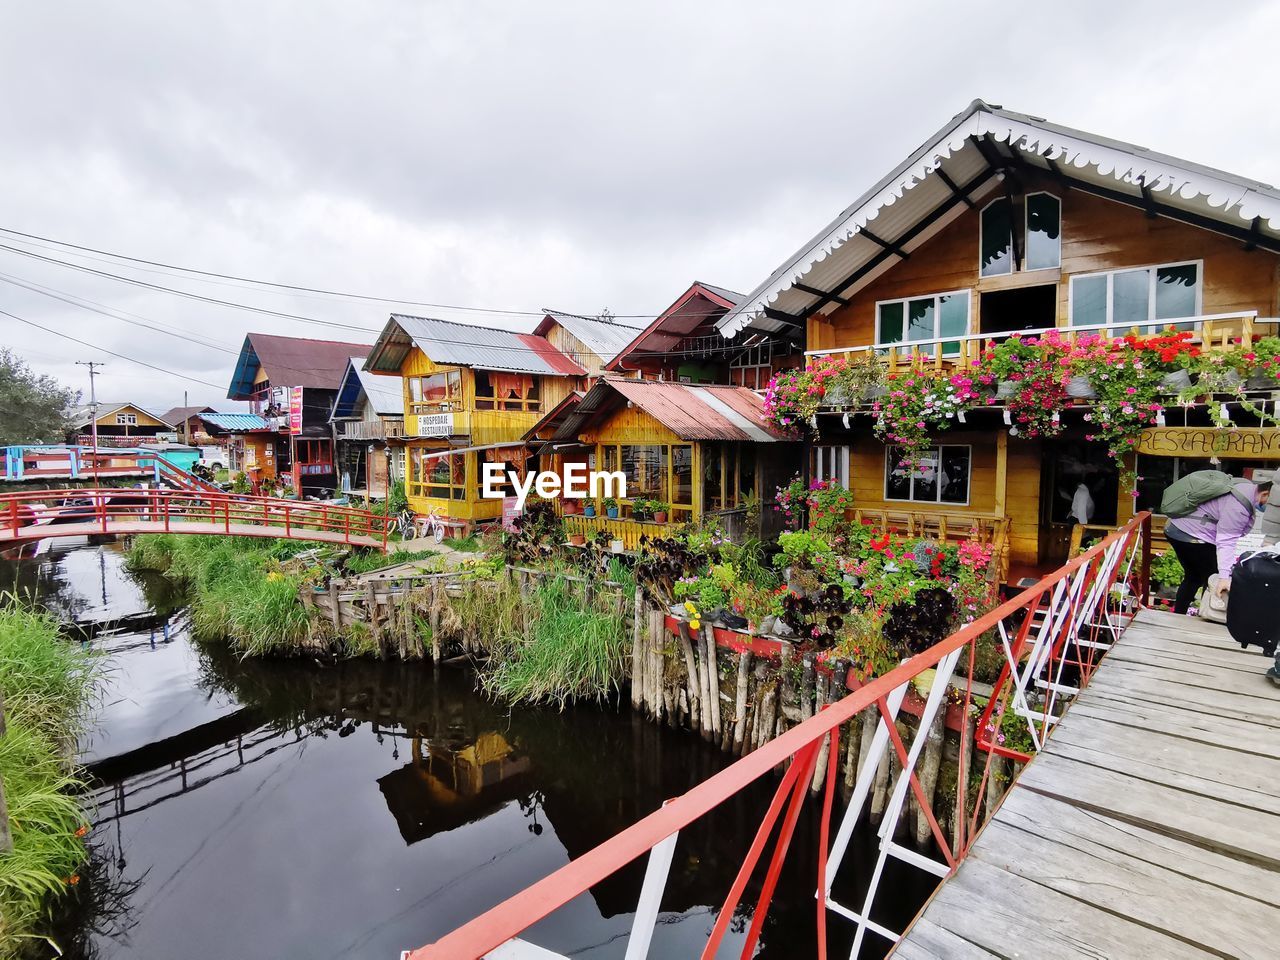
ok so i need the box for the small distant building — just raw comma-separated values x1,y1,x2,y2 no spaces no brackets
330,356,406,500
226,333,371,495
160,405,220,444
199,413,280,482
69,402,175,445
531,310,646,378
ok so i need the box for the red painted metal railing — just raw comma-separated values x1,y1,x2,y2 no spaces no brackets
406,513,1151,960
0,487,389,550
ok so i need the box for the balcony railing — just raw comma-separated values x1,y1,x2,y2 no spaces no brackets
335,419,405,441
805,312,1278,372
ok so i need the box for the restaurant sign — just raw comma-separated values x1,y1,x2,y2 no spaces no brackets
1136,427,1280,460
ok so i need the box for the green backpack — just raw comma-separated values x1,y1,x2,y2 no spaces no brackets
1160,470,1251,519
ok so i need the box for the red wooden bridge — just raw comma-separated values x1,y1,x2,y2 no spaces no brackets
0,487,389,550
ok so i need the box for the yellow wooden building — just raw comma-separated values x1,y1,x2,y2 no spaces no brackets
534,377,799,548
364,314,596,526
69,402,175,443
715,100,1280,577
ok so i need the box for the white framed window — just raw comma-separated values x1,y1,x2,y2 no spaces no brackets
812,445,850,489
875,290,970,357
1069,260,1202,334
115,412,137,425
884,445,971,505
980,193,1061,277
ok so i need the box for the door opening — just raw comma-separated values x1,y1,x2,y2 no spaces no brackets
1038,440,1119,566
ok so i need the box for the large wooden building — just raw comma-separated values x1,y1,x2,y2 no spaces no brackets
226,333,371,495
716,100,1280,575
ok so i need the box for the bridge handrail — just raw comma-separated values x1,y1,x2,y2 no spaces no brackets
406,513,1151,960
0,487,391,549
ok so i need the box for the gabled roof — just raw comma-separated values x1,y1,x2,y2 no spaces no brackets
227,333,371,399
364,314,586,377
718,99,1280,338
200,413,273,432
331,356,405,420
161,405,218,425
533,311,646,365
606,281,747,372
552,377,789,443
522,390,585,442
70,402,175,429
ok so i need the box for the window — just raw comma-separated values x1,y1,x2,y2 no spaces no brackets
702,442,760,512
730,343,777,390
980,193,1061,277
115,412,137,425
408,448,466,501
884,445,970,505
876,291,969,357
812,445,850,489
1070,262,1202,333
294,438,333,476
475,371,541,412
408,371,461,414
597,442,694,519
1025,193,1062,271
1133,455,1270,514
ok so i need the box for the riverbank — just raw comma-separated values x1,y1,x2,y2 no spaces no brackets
0,604,95,958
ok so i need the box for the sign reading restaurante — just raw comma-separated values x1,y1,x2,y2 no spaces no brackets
1136,427,1280,459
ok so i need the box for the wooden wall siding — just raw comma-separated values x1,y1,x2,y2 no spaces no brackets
1003,438,1043,568
582,405,684,445
543,323,604,377
814,170,1280,350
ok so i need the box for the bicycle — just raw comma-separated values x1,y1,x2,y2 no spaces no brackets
394,507,446,544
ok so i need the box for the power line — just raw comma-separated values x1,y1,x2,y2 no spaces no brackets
2,308,229,391
0,270,238,354
0,224,749,321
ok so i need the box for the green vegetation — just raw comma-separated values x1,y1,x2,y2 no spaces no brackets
0,602,95,957
127,535,321,656
0,351,78,446
1151,549,1184,590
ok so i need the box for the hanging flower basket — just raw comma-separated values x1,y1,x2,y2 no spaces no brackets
1160,369,1194,392
995,380,1019,399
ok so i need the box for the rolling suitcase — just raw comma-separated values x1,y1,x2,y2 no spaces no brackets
1225,548,1280,657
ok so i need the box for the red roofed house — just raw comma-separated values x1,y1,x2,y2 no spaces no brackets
227,333,371,495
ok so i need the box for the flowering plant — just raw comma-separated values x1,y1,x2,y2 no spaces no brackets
871,369,981,462
763,352,886,431
763,368,821,432
1122,329,1201,371
977,333,1070,438
1240,336,1280,384
1078,345,1163,483
808,478,853,535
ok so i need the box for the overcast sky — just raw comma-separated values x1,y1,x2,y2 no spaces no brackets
2,0,1277,415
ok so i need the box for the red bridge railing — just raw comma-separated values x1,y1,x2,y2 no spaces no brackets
1,487,389,550
405,513,1151,959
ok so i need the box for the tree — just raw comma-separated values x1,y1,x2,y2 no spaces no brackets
0,350,79,444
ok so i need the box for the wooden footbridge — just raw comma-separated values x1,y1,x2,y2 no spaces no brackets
0,487,388,549
895,607,1280,959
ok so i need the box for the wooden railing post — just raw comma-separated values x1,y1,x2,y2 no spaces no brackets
224,497,230,534
8,500,17,537
98,490,107,533
163,492,170,532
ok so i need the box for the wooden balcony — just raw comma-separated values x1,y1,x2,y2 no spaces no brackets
336,418,405,442
807,312,1279,374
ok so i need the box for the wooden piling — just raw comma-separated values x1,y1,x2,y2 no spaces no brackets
676,623,701,735
810,672,830,794
703,625,721,741
328,580,341,631
915,704,947,846
732,651,751,755
630,588,646,711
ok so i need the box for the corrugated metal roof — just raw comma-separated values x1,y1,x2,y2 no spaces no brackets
201,413,273,432
694,282,747,306
718,99,1280,338
553,378,788,443
535,311,646,364
606,282,745,371
161,405,217,425
332,356,404,419
228,333,371,399
365,314,585,377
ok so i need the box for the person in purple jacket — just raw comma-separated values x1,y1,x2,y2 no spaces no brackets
1165,478,1272,615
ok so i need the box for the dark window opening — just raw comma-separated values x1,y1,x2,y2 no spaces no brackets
979,284,1057,336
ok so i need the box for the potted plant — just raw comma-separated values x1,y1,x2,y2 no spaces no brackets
978,335,1043,398
583,499,597,518
1121,329,1201,392
1241,336,1280,389
610,537,625,553
1078,346,1164,484
763,367,823,433
603,496,619,519
632,497,651,521
979,333,1069,438
562,497,579,516
650,500,669,524
568,532,587,546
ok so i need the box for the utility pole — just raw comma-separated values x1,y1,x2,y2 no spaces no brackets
183,389,189,445
76,360,104,481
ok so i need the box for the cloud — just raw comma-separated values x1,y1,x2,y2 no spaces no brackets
0,0,1276,411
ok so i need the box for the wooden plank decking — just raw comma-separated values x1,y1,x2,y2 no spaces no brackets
895,608,1280,960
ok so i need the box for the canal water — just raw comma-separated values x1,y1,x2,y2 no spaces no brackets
3,541,933,959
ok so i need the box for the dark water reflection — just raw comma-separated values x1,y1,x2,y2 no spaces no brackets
3,542,932,959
